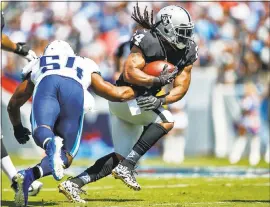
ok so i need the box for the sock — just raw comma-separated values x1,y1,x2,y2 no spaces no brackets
122,123,168,169
33,126,54,149
70,153,119,188
1,140,17,182
31,150,69,180
229,136,247,164
2,156,17,182
249,136,261,166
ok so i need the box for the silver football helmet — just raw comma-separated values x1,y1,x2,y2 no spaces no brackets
155,5,194,49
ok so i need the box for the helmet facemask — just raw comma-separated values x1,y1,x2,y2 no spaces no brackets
156,11,194,50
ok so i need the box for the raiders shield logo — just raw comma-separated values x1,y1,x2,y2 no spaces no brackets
161,14,172,26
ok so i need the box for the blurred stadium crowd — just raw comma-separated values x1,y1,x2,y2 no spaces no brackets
1,2,269,165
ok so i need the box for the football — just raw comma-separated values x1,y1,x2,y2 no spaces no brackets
143,61,175,77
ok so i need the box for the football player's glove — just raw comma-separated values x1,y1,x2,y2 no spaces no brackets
153,64,178,87
14,43,37,61
137,95,165,111
13,123,31,144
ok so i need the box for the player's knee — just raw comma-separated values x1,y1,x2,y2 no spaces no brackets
159,122,174,132
33,125,54,148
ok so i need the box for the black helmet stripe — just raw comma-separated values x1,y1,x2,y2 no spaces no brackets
179,6,191,22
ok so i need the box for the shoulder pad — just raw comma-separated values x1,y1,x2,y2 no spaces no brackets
130,29,163,62
81,57,100,74
185,40,198,66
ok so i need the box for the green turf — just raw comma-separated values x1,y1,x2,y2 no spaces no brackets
7,155,270,168
1,156,269,207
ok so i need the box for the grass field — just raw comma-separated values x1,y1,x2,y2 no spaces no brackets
1,156,269,207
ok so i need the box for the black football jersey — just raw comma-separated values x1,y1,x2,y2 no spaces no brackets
116,29,198,95
130,29,198,68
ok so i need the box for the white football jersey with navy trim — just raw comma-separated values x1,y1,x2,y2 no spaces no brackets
22,55,100,89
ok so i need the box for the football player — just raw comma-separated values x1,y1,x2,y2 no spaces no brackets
59,4,198,203
1,12,43,196
7,40,141,206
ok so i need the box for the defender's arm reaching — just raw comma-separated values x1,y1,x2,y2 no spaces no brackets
91,73,136,102
7,79,34,144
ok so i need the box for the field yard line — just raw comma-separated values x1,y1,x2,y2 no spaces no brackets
110,201,268,207
144,183,196,188
3,182,270,192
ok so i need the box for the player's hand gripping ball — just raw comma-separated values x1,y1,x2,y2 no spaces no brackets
143,61,178,87
143,60,175,77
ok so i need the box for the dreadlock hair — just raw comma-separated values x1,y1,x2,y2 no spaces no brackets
131,2,161,31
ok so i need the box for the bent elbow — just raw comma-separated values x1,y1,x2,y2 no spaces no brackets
7,101,15,114
7,99,20,114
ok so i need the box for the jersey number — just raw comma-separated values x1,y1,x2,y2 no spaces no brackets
131,33,145,46
40,55,83,79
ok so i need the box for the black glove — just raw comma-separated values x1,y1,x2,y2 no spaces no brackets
14,42,30,56
137,95,165,111
153,64,178,87
13,123,31,144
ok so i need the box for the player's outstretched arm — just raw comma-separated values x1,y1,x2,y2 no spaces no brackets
1,34,17,52
164,65,192,104
91,73,136,102
8,79,34,144
1,34,37,61
8,79,34,126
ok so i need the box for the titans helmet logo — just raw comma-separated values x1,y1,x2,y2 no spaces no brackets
161,14,172,26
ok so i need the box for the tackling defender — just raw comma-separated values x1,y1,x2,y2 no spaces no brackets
7,40,143,206
59,4,198,203
1,12,43,196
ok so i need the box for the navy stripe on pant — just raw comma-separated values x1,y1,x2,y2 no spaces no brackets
31,75,84,157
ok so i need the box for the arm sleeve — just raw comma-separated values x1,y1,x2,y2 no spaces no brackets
84,57,101,75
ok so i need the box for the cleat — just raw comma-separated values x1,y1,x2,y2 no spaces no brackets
58,180,86,203
46,136,64,181
12,179,43,197
14,170,34,207
112,163,141,191
28,181,43,196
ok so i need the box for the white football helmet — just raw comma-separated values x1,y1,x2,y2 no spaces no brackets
155,5,194,49
43,40,75,56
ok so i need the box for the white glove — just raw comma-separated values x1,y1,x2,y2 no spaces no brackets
24,50,37,62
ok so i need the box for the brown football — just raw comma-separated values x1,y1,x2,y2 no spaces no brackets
143,61,175,77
